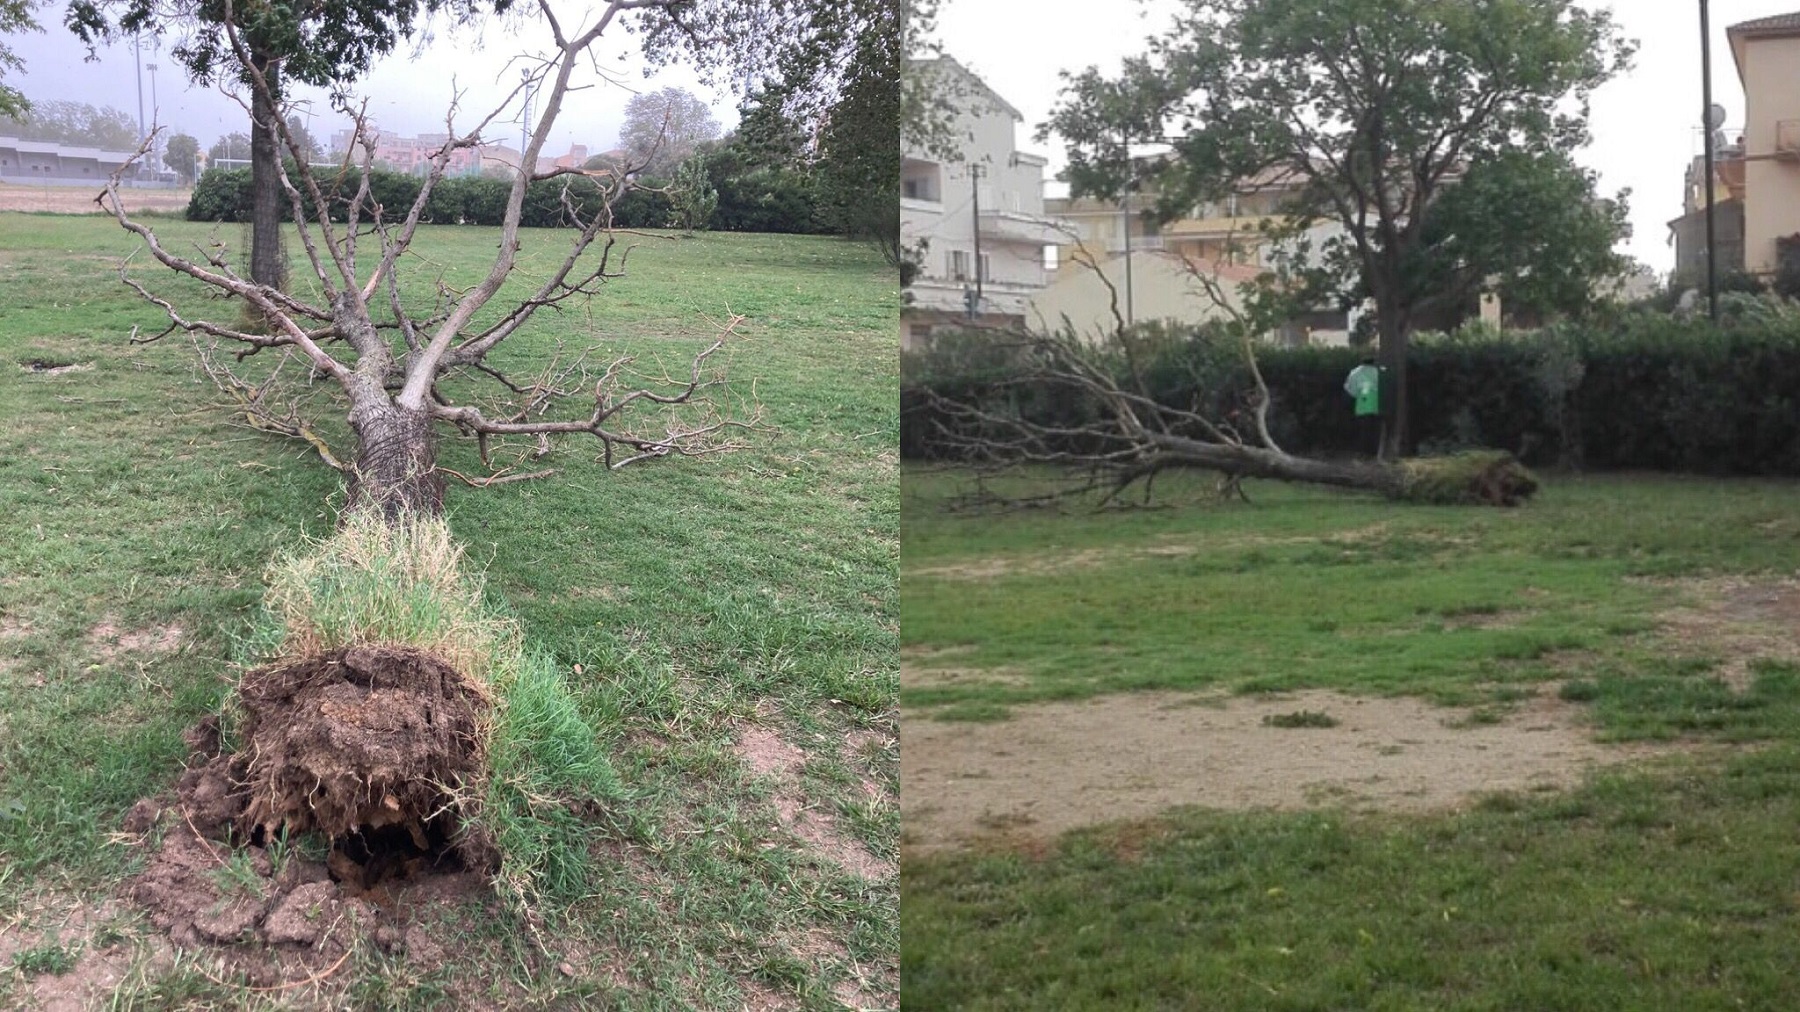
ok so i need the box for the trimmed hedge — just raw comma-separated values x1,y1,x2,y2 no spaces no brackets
188,168,673,230
902,309,1800,476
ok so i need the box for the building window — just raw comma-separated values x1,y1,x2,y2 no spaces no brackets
979,253,991,284
1044,245,1059,271
949,249,970,281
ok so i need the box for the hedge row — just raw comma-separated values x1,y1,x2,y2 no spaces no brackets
188,168,673,229
902,307,1800,476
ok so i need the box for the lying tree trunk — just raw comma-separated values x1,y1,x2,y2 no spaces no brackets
1147,434,1538,506
346,398,447,520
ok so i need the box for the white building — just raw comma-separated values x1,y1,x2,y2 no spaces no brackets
901,58,1067,351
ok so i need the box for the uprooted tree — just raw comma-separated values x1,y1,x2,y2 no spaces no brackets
913,320,1539,508
95,0,885,521
96,0,892,918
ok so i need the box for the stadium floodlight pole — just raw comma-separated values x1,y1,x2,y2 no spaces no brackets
1701,0,1719,322
134,33,145,179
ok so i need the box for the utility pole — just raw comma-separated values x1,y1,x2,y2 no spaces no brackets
970,163,984,309
1701,0,1719,323
1120,130,1134,326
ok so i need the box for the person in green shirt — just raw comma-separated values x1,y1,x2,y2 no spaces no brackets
1344,355,1383,459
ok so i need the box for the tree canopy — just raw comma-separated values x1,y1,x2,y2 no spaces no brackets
0,0,35,118
1,98,138,148
163,131,198,180
619,86,720,180
1045,0,1632,457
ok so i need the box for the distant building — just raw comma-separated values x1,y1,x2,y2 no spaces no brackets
0,136,145,186
1727,12,1800,278
328,126,590,180
1667,145,1746,287
1040,164,1353,345
901,58,1067,350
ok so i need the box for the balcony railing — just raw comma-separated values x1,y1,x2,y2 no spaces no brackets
1777,119,1800,161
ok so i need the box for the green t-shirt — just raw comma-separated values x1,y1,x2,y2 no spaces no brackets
1345,364,1381,417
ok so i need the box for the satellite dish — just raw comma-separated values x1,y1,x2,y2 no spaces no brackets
1713,130,1729,153
1706,103,1727,129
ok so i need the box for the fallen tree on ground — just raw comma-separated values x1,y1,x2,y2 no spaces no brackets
911,324,1538,508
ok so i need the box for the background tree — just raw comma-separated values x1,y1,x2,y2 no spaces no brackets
67,0,503,291
208,131,250,163
619,86,720,180
667,150,718,230
163,130,198,182
813,0,899,266
1,98,138,147
284,114,321,164
0,0,36,117
1046,0,1631,458
1399,150,1630,328
619,86,716,179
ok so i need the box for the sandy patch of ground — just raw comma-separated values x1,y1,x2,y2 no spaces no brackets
1645,575,1800,690
86,619,183,663
905,523,1441,582
0,896,165,1012
902,688,1675,853
735,723,895,881
0,184,191,215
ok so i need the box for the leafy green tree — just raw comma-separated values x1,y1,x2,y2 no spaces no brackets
668,152,719,231
163,131,198,182
284,115,321,164
0,0,35,117
814,0,898,264
1402,150,1630,327
1,99,138,147
620,87,719,180
1045,0,1632,458
207,132,249,162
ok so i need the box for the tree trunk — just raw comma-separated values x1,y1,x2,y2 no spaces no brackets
249,52,286,291
1375,295,1409,461
345,397,447,521
1146,434,1537,506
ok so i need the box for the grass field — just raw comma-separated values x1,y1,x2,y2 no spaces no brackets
902,465,1800,1009
0,212,897,1009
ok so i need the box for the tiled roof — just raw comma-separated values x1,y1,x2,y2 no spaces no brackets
1727,12,1800,35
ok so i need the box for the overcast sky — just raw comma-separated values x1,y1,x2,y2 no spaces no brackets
0,5,736,159
933,0,1798,277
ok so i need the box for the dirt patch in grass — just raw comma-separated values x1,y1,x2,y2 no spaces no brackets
906,524,1419,582
0,184,192,215
735,723,895,882
902,664,1033,690
901,688,1677,853
1646,576,1800,690
0,896,160,1012
86,619,183,662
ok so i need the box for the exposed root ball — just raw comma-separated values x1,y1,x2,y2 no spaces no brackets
1395,451,1539,506
236,644,488,850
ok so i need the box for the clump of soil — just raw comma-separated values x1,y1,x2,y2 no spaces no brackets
125,644,497,976
234,643,489,853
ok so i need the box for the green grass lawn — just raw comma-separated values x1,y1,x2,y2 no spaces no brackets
0,213,897,1009
903,464,1800,1009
